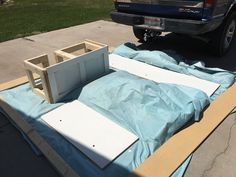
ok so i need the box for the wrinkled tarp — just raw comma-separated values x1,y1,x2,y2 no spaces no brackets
0,70,208,177
111,43,236,176
0,44,235,177
112,43,236,101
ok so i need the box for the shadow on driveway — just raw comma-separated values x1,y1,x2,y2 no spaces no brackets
138,33,236,71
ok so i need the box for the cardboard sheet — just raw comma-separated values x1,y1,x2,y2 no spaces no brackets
41,100,138,169
109,54,220,97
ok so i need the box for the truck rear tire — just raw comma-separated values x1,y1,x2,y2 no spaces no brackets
211,12,236,56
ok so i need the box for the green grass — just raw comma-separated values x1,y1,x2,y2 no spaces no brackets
0,0,113,42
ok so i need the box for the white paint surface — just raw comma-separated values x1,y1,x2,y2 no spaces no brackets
47,47,109,103
109,54,220,97
41,100,138,168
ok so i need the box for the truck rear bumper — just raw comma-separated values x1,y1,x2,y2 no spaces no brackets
111,11,224,35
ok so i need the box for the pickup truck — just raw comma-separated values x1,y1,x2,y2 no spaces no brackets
111,0,236,56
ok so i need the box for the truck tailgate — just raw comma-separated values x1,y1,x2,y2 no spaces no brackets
115,0,204,20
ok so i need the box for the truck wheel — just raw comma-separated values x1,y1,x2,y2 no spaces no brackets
211,12,236,56
133,27,146,42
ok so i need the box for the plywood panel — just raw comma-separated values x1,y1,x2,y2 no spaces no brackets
109,54,220,97
47,47,109,103
41,100,138,169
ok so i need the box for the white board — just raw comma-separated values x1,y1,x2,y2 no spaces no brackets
47,47,109,103
41,100,138,168
109,54,220,97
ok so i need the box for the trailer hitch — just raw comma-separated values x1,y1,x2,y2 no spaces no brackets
143,29,161,42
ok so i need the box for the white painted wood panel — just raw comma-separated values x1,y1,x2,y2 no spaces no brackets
41,100,138,168
109,54,220,97
47,48,109,102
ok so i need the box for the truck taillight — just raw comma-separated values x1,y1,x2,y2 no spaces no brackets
204,0,216,8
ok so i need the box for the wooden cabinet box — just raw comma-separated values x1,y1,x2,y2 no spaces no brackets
24,40,109,103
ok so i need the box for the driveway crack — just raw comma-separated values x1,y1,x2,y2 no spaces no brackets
201,118,236,177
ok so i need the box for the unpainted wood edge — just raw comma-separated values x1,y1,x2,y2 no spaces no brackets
129,83,236,177
84,40,109,52
82,39,112,53
85,43,102,52
0,76,30,91
84,39,107,47
25,54,48,64
54,52,64,63
62,43,86,54
84,41,103,48
24,59,51,103
54,50,77,60
109,47,114,53
59,42,85,53
0,97,80,177
24,60,46,75
55,40,111,58
42,70,54,104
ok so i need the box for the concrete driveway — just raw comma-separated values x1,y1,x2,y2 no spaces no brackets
0,20,235,177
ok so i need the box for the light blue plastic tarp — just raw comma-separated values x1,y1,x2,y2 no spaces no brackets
112,43,236,101
0,44,235,177
0,71,208,177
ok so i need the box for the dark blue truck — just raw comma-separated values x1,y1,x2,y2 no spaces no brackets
111,0,236,56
